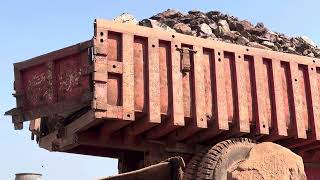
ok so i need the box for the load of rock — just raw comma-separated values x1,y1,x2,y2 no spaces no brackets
114,9,320,58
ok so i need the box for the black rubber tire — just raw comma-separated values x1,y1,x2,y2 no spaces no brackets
196,138,255,180
183,147,210,180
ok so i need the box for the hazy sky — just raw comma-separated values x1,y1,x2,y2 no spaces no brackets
0,0,319,179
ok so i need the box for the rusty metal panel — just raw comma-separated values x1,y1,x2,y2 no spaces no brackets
21,63,53,108
55,52,90,102
11,41,92,121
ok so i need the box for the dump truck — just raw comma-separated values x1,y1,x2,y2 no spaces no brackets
6,19,320,179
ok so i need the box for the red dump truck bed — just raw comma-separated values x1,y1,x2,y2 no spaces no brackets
6,20,320,173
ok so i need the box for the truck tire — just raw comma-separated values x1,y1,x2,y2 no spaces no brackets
183,147,210,180
196,138,255,180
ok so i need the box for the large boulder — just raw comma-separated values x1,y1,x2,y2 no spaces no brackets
229,142,306,180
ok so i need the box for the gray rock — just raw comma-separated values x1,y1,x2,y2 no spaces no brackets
191,30,197,36
303,49,310,56
139,19,155,28
218,19,230,32
180,16,193,24
173,23,192,35
206,11,221,17
299,36,317,48
207,34,217,40
236,36,250,45
240,30,252,39
222,31,238,41
261,41,276,48
188,10,205,16
206,11,222,22
313,49,320,57
256,22,265,28
277,37,284,44
247,42,272,50
308,52,315,57
208,22,218,30
264,31,278,42
151,9,183,20
139,19,176,32
161,19,179,28
199,33,216,40
113,13,138,24
287,47,297,54
235,20,253,32
214,26,224,37
199,23,213,35
249,27,267,36
257,36,271,43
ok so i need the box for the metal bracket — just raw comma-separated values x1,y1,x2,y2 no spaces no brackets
93,46,108,56
5,108,24,130
177,47,197,73
94,99,108,111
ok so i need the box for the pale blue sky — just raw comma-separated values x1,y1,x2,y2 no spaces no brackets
0,1,319,179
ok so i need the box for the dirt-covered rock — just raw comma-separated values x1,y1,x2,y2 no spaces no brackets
229,142,306,180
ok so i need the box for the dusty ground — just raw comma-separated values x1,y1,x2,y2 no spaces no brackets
229,142,306,180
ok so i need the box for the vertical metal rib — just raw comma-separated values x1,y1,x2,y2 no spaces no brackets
122,34,135,121
234,54,250,133
193,46,207,128
213,49,229,130
270,60,287,136
253,56,269,135
147,38,161,123
289,61,307,139
307,65,320,140
170,42,185,126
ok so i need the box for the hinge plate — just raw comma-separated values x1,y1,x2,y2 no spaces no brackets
177,47,197,73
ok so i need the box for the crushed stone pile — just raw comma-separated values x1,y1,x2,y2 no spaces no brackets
114,9,320,58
